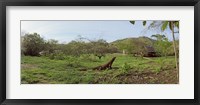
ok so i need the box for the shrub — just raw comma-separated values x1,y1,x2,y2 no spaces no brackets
65,56,81,68
121,62,131,73
49,52,65,60
22,33,45,56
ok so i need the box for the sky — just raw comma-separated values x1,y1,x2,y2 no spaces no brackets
21,20,179,43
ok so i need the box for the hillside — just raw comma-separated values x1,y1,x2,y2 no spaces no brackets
110,36,155,54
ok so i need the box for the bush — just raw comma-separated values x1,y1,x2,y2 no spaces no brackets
22,33,45,56
65,56,81,68
121,62,131,73
49,52,65,60
79,54,100,62
153,58,164,73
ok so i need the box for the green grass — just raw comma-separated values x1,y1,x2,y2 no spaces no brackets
21,54,178,84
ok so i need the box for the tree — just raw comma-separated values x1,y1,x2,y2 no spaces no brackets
160,21,179,80
66,40,87,56
72,36,117,59
22,33,45,56
130,21,179,79
90,39,109,59
44,39,59,54
151,34,171,56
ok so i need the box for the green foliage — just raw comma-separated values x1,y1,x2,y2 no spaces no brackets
151,34,172,56
22,32,177,58
129,21,135,25
161,21,168,31
65,56,81,68
22,33,45,56
65,41,88,56
91,39,109,59
49,51,65,60
153,58,165,73
61,38,118,57
143,21,146,26
112,37,153,55
121,62,131,73
174,21,179,29
44,39,59,54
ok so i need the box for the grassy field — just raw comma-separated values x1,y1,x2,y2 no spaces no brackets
21,54,178,84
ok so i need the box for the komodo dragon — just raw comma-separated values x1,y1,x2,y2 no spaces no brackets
92,57,116,70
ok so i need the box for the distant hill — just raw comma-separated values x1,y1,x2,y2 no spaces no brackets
111,36,154,44
110,36,155,54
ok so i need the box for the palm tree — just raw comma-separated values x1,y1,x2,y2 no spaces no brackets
161,21,179,80
130,21,179,80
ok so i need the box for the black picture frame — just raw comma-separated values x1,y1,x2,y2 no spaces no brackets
0,0,199,105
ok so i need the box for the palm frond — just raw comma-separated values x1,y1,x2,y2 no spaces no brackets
130,21,135,25
174,21,179,29
143,21,146,26
161,21,168,31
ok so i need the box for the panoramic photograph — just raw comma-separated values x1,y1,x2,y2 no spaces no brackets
21,20,179,84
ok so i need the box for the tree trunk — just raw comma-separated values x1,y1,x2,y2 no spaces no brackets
171,22,179,81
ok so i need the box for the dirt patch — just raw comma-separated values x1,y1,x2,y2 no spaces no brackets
21,64,38,70
117,69,178,84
